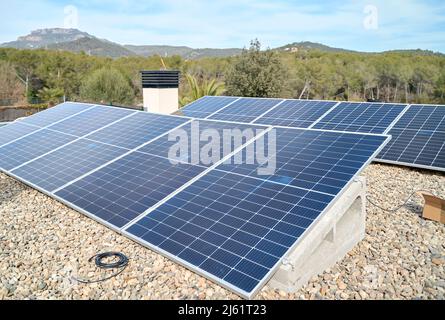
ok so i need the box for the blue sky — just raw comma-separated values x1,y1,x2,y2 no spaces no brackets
1,0,444,52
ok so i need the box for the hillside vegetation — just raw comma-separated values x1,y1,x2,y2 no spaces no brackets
0,40,444,107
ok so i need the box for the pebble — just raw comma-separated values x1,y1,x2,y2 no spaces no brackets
432,256,445,266
0,164,444,300
337,281,347,290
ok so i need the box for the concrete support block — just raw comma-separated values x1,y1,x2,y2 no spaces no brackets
269,177,367,292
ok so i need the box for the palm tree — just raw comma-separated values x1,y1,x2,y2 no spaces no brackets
37,87,64,106
180,74,225,106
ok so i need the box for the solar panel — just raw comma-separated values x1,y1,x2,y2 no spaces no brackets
313,102,407,134
176,96,239,118
125,128,389,298
217,128,389,195
0,122,42,147
12,139,128,192
208,98,283,122
47,106,135,136
254,100,338,128
18,102,95,127
389,104,445,131
138,119,268,166
376,105,445,171
0,100,395,298
0,129,77,171
55,152,207,229
377,129,445,170
85,112,189,149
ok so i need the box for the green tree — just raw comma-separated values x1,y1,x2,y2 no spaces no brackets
180,73,225,106
37,87,64,105
225,39,287,98
80,67,134,105
435,71,445,100
0,60,26,105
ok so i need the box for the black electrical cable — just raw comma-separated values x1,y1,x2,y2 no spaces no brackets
72,252,129,284
366,190,440,213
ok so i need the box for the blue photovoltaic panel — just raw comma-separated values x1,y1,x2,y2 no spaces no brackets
208,98,283,123
125,129,389,298
254,100,337,128
390,105,445,131
178,96,238,118
12,139,128,192
217,128,389,195
47,106,135,136
138,120,267,165
125,170,335,297
0,129,76,171
55,152,207,229
377,105,445,170
0,122,41,147
85,113,189,149
313,102,407,134
19,102,94,127
377,129,445,169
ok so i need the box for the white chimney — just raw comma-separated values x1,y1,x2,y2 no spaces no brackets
141,71,179,114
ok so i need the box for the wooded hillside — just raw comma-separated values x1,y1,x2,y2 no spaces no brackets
0,45,443,107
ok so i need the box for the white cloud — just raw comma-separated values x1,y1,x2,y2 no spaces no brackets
0,0,444,52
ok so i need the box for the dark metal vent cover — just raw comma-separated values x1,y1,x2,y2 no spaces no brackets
141,71,179,89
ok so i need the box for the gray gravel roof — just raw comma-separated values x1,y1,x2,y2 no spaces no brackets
0,163,444,300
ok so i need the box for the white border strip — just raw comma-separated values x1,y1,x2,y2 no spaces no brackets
179,95,207,109
308,101,342,129
51,119,194,194
0,168,127,237
383,104,412,134
10,108,138,172
272,125,390,137
250,99,287,124
0,104,97,149
121,126,274,230
203,95,412,106
373,158,445,173
204,97,242,119
244,133,392,299
69,101,194,121
121,132,392,299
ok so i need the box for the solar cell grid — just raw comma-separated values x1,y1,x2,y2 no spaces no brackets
208,98,283,122
313,102,407,134
47,106,135,136
0,99,400,299
0,122,41,147
19,102,94,127
12,139,129,192
391,105,445,131
0,129,76,171
55,152,207,229
178,96,238,118
254,100,337,128
217,128,389,195
85,112,190,149
125,169,335,296
138,120,268,166
377,128,445,169
376,105,445,170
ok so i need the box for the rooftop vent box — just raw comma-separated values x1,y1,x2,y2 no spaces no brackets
141,70,179,115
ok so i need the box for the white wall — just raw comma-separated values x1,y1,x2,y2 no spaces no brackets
143,88,178,115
